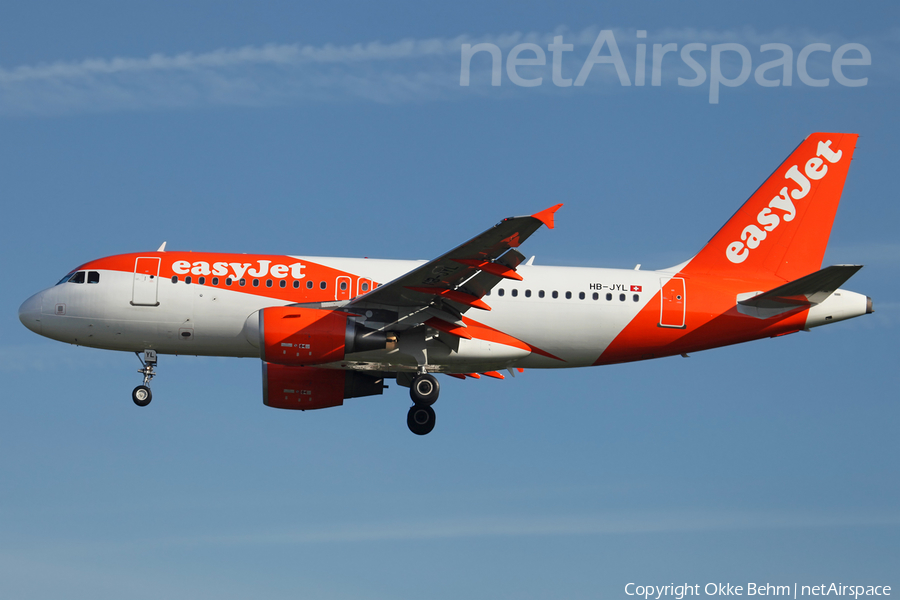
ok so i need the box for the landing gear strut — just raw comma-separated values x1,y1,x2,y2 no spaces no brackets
133,350,157,407
407,372,439,435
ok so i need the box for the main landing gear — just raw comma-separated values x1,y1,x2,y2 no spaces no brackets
407,372,439,436
133,350,157,407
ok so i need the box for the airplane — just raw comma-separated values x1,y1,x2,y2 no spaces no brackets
18,132,872,435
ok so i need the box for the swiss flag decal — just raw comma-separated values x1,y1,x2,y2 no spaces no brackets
630,285,642,292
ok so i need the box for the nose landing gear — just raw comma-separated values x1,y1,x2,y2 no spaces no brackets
133,350,157,407
407,372,439,435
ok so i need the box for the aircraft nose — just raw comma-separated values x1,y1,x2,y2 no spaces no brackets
18,292,43,335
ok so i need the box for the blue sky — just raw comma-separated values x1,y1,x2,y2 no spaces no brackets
1,2,898,599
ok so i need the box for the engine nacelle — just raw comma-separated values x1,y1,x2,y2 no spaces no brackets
262,363,386,410
259,306,386,365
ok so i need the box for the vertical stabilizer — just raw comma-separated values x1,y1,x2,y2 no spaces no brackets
684,133,858,282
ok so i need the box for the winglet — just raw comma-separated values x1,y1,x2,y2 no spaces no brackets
157,241,167,252
531,204,563,230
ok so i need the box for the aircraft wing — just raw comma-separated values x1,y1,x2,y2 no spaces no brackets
345,204,562,326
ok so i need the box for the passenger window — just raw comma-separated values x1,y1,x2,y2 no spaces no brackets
498,289,505,297
226,278,233,286
633,294,640,302
511,289,518,297
340,281,348,291
552,291,558,299
171,276,178,283
212,277,218,285
619,293,626,301
69,271,85,284
579,292,585,300
565,291,572,299
252,279,259,287
592,292,599,300
239,278,246,286
525,290,531,298
198,276,206,285
185,276,192,284
606,293,612,301
539,290,545,298
87,271,100,284
319,281,326,290
279,280,286,288
306,280,313,289
266,279,273,288
293,280,300,289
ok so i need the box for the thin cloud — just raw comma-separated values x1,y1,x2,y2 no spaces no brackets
26,510,893,551
183,510,900,546
0,27,893,115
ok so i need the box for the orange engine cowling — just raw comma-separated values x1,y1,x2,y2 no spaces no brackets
263,363,386,410
259,306,386,365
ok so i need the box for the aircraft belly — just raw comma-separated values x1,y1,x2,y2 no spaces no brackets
432,338,531,364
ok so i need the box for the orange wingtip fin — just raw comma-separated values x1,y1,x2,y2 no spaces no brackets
465,373,481,379
531,203,563,230
446,373,467,380
482,371,505,380
425,317,473,340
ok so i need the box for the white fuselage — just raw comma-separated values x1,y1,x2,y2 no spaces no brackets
19,255,868,375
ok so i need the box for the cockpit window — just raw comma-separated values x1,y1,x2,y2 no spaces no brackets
68,271,86,284
56,271,77,285
87,271,100,284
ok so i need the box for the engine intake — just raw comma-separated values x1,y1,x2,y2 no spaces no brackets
259,306,386,365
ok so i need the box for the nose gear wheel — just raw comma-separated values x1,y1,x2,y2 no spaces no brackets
133,350,158,407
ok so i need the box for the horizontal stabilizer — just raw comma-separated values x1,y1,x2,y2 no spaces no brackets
739,265,863,310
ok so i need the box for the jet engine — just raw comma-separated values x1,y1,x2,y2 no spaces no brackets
259,306,386,365
262,363,386,410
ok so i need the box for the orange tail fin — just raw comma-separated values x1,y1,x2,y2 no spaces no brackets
684,133,858,282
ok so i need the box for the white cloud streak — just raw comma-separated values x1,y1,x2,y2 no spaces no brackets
15,510,896,552
175,510,900,547
0,27,893,115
